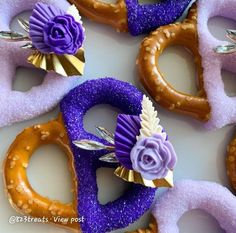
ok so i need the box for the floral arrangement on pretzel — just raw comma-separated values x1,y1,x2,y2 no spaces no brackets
0,3,85,76
74,95,177,188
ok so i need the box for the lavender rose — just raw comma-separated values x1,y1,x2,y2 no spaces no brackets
130,134,177,180
29,3,85,55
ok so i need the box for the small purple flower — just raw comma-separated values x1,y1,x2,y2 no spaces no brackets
130,134,177,180
29,3,85,55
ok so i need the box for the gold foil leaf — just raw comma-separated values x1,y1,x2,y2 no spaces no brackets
114,166,174,188
28,48,85,77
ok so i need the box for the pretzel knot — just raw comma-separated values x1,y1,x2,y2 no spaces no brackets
137,4,210,122
68,0,192,35
130,180,236,233
3,116,79,231
4,78,157,233
138,0,236,129
153,180,236,233
0,0,77,127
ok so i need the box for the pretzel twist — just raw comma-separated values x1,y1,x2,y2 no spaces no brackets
152,180,236,233
3,116,79,231
137,4,210,121
0,0,76,128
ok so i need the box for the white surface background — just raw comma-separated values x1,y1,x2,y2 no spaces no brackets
1,4,236,233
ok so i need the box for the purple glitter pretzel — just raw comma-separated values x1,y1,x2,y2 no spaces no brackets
60,78,156,233
126,0,192,36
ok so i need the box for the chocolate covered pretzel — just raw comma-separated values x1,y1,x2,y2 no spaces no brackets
68,0,192,35
137,4,210,122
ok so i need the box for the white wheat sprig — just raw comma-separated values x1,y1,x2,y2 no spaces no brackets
137,95,164,140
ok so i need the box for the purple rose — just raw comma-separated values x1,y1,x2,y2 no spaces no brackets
130,134,177,180
43,15,84,55
29,3,85,55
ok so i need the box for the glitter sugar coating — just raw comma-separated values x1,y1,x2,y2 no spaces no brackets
126,0,192,36
0,0,78,127
60,78,156,233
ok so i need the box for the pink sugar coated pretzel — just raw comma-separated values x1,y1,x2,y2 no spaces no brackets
0,0,78,127
152,180,236,233
197,0,236,129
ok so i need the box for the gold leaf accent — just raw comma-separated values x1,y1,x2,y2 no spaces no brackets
137,95,164,140
28,48,85,77
114,166,173,188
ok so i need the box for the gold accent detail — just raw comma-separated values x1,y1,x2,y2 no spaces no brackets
28,48,85,77
114,166,174,188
